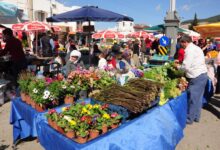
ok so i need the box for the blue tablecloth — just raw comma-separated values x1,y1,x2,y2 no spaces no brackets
10,98,44,143
36,92,188,150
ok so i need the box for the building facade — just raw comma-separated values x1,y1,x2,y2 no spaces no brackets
0,0,80,32
117,21,134,33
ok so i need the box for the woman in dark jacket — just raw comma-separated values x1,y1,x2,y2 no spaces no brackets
66,50,84,76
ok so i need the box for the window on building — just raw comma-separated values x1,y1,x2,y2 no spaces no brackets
35,11,46,22
52,4,56,9
123,22,125,27
130,22,132,26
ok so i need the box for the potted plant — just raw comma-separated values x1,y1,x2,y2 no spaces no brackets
75,121,89,144
110,112,122,129
34,89,52,112
47,80,62,106
45,109,58,128
56,117,67,135
18,71,33,102
62,115,77,139
61,81,76,104
89,117,101,140
28,79,47,110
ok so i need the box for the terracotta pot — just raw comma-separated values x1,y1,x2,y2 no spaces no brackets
111,123,119,129
48,118,55,127
53,122,59,130
64,95,74,104
89,129,99,139
56,126,65,135
35,104,46,112
76,135,88,144
66,130,75,139
20,92,26,102
102,125,108,134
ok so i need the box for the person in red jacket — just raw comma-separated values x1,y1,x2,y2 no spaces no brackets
177,47,185,63
106,52,116,69
0,28,27,87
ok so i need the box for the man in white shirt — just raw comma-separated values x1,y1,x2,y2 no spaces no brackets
178,35,208,124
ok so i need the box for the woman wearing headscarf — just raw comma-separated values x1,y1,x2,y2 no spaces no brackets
66,50,84,75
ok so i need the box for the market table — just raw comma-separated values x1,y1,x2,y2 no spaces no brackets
36,92,187,150
10,98,44,143
10,97,67,143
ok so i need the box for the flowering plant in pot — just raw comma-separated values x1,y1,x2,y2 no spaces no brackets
89,114,102,139
45,109,59,127
27,79,47,108
47,80,63,105
61,81,76,104
67,69,100,97
96,112,111,134
109,112,122,129
18,71,33,102
34,90,55,111
75,121,90,143
62,115,78,139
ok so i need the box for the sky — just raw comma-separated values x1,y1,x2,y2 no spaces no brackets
57,0,220,30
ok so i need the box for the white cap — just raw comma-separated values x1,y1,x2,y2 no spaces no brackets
70,50,81,59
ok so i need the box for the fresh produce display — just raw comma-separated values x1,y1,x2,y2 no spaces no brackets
93,71,116,90
163,79,181,100
143,62,188,102
166,62,185,79
144,66,169,82
178,77,188,91
91,78,163,113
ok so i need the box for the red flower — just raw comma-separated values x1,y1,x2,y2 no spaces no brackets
81,116,87,121
48,109,56,114
101,104,109,110
111,112,118,118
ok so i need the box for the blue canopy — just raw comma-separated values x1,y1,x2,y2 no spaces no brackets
47,6,133,22
0,1,17,17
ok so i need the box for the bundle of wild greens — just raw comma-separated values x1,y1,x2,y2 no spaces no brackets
91,78,163,113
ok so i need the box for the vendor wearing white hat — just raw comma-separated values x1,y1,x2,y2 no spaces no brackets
66,50,84,75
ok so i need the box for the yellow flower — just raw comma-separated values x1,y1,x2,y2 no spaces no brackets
86,104,93,110
102,113,110,119
87,111,91,115
82,107,88,114
69,120,76,126
93,104,100,109
62,107,67,112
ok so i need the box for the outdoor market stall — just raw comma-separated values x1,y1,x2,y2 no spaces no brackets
9,60,213,149
36,92,187,150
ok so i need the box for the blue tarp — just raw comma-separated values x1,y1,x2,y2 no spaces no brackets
10,98,40,143
10,98,68,143
36,92,187,150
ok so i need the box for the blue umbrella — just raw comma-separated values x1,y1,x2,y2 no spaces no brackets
46,6,133,22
